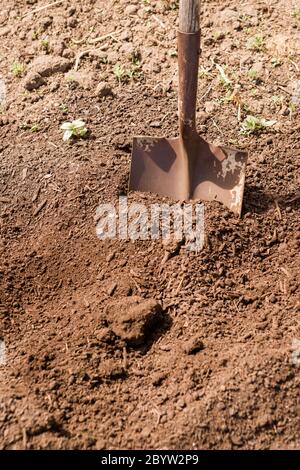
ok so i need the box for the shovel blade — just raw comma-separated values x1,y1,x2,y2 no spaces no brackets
129,135,247,217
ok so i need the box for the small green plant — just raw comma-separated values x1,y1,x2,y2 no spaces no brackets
11,62,25,77
113,64,127,85
61,120,88,141
32,30,40,40
41,38,50,53
127,63,143,80
216,63,232,88
30,124,39,133
293,8,300,20
113,63,143,84
142,0,152,13
239,14,252,24
165,0,179,10
248,69,258,80
99,56,108,65
19,122,30,130
66,75,76,82
241,115,276,134
59,103,69,114
246,34,265,51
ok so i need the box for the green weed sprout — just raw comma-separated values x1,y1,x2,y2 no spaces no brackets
61,120,88,141
241,115,276,134
41,38,50,52
248,69,258,80
293,9,300,20
113,64,127,84
113,63,143,84
11,62,25,77
127,64,143,80
163,0,179,10
246,35,265,51
30,124,39,133
32,30,40,40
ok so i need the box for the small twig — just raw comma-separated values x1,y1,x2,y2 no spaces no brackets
212,119,225,136
289,59,299,72
274,199,282,220
161,251,171,265
130,269,143,292
199,83,213,102
71,32,92,45
174,275,185,296
22,0,66,18
74,50,92,72
122,347,127,370
31,187,40,203
48,141,58,149
34,199,47,216
166,276,173,291
88,30,122,44
280,266,292,278
152,15,166,29
278,85,293,96
237,103,242,122
46,394,52,406
74,44,108,71
286,193,300,203
152,407,161,426
72,38,88,45
233,300,240,314
161,111,172,124
130,276,142,293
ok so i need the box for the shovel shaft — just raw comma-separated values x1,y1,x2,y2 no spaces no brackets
178,1,200,139
179,0,200,33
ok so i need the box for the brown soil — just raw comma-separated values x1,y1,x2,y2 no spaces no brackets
0,0,300,450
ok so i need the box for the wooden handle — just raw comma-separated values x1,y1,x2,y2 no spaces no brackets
179,0,200,33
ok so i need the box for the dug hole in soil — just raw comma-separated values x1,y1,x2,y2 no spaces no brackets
0,0,299,450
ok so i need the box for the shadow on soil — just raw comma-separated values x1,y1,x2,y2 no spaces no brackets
244,185,300,214
137,311,173,355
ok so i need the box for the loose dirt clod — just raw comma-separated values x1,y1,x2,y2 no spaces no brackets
96,81,113,97
0,27,11,37
183,335,204,355
31,55,72,77
106,296,164,346
65,71,95,90
152,371,168,386
22,72,46,91
99,358,126,381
